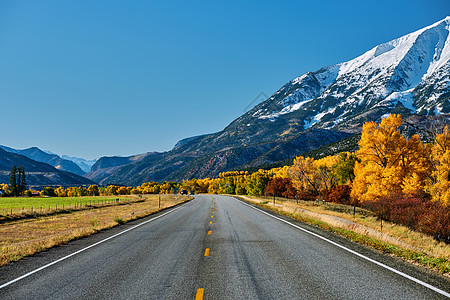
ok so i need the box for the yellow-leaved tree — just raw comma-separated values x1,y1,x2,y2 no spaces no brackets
425,126,450,205
289,156,320,194
289,155,341,195
314,155,339,191
351,114,428,203
272,166,291,179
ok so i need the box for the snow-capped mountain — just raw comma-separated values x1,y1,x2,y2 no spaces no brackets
249,16,450,132
41,150,97,173
61,155,97,173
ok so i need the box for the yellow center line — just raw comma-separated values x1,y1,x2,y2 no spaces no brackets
210,221,212,224
211,215,213,218
208,230,212,235
204,248,210,256
195,288,204,300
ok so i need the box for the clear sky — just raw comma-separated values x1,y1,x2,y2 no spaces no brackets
0,0,448,160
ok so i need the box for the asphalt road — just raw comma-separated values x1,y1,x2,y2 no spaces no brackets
0,195,449,299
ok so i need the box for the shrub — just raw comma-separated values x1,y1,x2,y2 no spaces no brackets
114,217,125,225
324,185,352,204
417,202,450,243
265,178,297,199
362,192,450,243
389,195,425,229
40,187,56,197
296,190,318,201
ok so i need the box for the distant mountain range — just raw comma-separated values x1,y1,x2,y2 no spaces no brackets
0,148,95,187
3,17,450,187
0,145,86,175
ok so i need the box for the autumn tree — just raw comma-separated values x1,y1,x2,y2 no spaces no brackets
87,185,100,196
160,182,174,194
424,126,450,205
180,179,200,194
351,114,429,203
332,152,358,184
41,187,56,197
207,178,220,194
235,176,247,195
197,179,210,194
264,178,296,198
289,156,319,194
272,166,291,179
219,176,236,194
55,186,67,197
0,183,9,196
117,186,130,195
244,170,270,196
140,182,160,194
105,185,119,195
314,155,339,192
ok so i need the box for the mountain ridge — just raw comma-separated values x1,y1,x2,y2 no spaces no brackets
249,16,450,133
0,145,86,176
0,148,95,187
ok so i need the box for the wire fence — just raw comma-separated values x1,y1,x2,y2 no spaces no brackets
0,197,144,221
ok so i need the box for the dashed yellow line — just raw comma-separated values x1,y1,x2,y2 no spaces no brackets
210,221,212,224
204,248,210,256
211,215,213,218
208,230,212,235
195,288,204,300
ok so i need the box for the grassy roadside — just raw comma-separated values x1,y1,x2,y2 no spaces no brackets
237,195,450,275
0,195,192,266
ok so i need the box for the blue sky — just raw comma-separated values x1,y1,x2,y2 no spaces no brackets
0,0,448,159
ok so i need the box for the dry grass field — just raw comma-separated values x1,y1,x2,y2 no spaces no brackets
0,194,190,266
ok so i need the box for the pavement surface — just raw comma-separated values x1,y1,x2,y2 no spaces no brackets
0,195,449,299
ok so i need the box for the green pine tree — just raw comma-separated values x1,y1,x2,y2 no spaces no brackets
19,167,26,195
9,166,18,196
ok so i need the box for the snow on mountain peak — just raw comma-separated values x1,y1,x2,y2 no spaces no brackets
253,17,450,129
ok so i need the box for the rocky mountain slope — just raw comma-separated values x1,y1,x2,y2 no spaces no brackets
84,152,160,184
0,148,95,187
88,17,450,185
0,145,86,176
245,16,450,133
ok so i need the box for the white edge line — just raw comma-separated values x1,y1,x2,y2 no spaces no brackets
0,202,189,290
236,199,450,298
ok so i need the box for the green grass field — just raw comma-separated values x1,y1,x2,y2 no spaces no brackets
0,195,135,215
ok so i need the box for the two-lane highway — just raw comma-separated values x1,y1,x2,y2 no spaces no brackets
1,195,449,299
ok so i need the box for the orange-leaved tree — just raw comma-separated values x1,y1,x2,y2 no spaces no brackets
351,114,429,203
425,126,450,206
289,156,320,194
